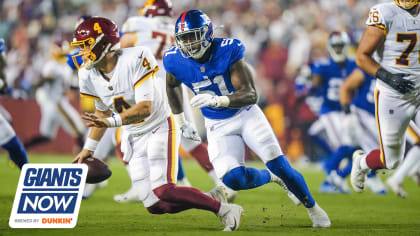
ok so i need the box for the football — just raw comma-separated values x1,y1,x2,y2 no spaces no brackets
73,157,112,184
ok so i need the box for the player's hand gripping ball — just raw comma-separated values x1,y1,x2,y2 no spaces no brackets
73,157,112,184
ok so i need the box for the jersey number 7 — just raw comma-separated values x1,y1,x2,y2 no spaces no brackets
395,33,418,67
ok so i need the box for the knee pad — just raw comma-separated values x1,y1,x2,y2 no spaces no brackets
222,166,247,191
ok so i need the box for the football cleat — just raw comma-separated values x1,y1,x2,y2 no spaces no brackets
224,185,238,203
350,150,369,193
327,170,351,194
113,187,141,203
307,203,331,228
269,171,301,205
365,175,387,195
205,185,227,203
219,203,243,231
386,178,407,198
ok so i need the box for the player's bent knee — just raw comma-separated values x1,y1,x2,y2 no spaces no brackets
222,166,247,190
266,155,295,181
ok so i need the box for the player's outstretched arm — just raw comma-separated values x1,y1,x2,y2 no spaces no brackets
228,59,257,108
339,68,365,113
166,72,184,114
166,72,201,141
75,109,112,163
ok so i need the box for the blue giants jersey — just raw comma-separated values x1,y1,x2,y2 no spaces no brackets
163,38,245,119
352,70,376,116
311,57,358,115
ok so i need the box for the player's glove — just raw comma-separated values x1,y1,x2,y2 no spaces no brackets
173,112,201,142
376,68,415,94
190,94,230,108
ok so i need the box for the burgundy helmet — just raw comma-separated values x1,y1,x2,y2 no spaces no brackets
71,17,119,69
140,0,173,17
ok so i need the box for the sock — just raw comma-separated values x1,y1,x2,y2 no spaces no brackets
222,166,271,190
2,136,28,169
365,149,385,170
324,146,355,174
153,183,220,214
266,156,315,208
208,169,220,184
147,200,193,214
310,134,333,156
389,145,420,183
177,157,186,181
24,135,50,149
189,143,214,172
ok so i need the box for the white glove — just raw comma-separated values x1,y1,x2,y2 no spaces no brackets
173,112,201,142
190,94,230,108
180,122,201,142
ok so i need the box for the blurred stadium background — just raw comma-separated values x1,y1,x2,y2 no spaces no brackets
0,0,381,159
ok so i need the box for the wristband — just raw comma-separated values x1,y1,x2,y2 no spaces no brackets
216,96,230,107
173,112,186,127
106,114,123,127
375,67,390,82
342,104,351,114
83,138,99,152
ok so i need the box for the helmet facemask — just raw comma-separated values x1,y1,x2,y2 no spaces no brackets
70,34,113,70
175,25,211,59
394,0,419,9
326,32,349,63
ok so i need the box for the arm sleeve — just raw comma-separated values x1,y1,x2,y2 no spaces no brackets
365,5,387,32
229,39,245,66
132,47,159,103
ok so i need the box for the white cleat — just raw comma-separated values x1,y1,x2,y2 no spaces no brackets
307,203,331,228
219,203,243,231
328,171,351,194
206,185,228,203
113,187,141,203
83,180,108,199
270,171,302,206
365,175,387,195
386,178,407,198
350,150,369,193
225,185,238,203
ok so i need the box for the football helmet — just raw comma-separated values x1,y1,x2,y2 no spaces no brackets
140,0,172,17
71,17,120,69
394,0,419,9
175,10,213,59
326,31,350,63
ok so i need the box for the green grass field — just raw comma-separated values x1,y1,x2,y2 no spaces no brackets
1,154,420,236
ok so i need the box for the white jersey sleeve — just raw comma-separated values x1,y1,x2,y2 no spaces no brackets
132,47,159,103
41,61,56,78
78,69,109,111
365,4,389,30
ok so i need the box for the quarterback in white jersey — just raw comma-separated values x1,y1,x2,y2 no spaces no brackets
351,0,420,193
119,0,230,201
72,17,242,231
24,42,86,150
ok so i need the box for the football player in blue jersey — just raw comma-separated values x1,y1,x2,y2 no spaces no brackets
309,31,359,194
164,9,330,228
0,38,28,169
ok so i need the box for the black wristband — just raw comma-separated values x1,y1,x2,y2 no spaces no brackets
375,67,390,82
342,104,351,114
